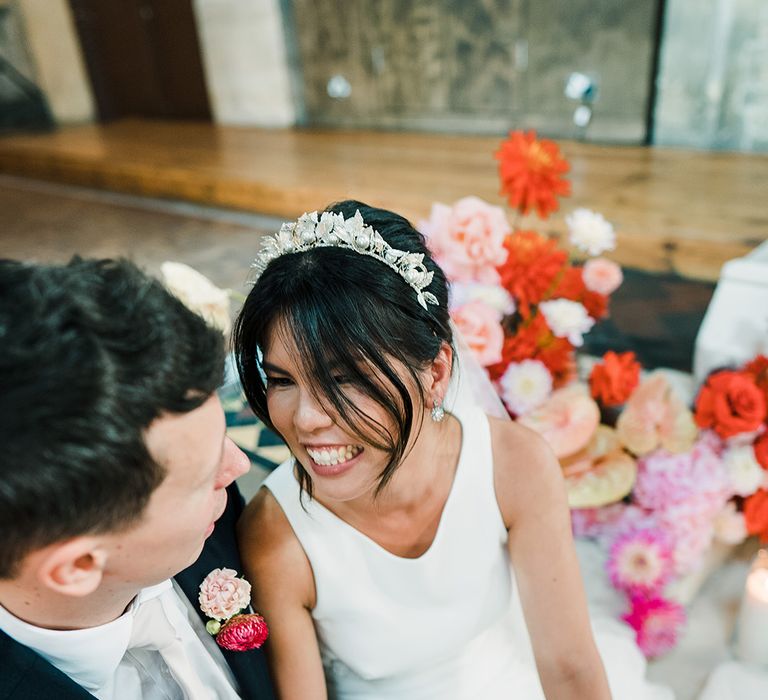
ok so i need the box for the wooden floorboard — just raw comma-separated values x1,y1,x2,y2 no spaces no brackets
1,119,766,281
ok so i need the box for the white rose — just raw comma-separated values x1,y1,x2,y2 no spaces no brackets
499,360,553,416
450,282,516,316
539,299,595,347
724,444,765,497
566,208,616,256
161,262,231,334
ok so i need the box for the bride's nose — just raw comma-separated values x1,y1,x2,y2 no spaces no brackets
294,388,334,433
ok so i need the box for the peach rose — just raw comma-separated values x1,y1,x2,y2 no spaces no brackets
451,300,504,367
420,196,510,284
582,258,623,295
199,568,252,621
616,373,698,456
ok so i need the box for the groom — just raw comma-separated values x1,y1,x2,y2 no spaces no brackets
0,258,275,699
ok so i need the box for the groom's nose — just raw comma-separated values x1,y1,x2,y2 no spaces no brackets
215,437,251,488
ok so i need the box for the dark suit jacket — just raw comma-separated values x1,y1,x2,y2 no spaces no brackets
0,484,275,700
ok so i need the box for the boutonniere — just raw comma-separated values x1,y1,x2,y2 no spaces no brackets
199,568,269,651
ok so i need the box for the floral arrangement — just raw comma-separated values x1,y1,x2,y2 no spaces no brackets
199,568,269,651
419,129,768,658
420,131,623,417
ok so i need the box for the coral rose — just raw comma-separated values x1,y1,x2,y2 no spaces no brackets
582,257,623,295
451,300,504,367
589,351,641,407
694,371,767,439
419,196,510,284
744,489,768,543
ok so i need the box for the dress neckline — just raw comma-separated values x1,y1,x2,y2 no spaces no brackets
299,407,471,562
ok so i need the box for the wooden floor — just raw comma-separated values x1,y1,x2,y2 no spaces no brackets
1,119,767,281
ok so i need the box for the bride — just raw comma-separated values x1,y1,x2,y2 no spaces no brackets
234,200,673,699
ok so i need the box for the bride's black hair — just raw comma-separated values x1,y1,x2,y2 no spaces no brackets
234,200,453,499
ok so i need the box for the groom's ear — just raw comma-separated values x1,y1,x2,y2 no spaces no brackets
35,537,108,597
427,342,453,402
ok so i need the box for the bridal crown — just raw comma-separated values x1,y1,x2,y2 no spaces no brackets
252,210,439,309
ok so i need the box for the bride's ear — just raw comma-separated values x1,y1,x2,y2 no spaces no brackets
426,342,453,403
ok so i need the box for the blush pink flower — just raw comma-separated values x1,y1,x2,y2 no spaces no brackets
616,373,698,456
215,613,269,651
623,596,686,658
582,258,623,295
607,529,675,596
420,196,510,284
199,568,252,621
450,300,505,367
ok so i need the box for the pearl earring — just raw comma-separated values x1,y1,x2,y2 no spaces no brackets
431,399,445,423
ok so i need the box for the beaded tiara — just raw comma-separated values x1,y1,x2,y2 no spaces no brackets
251,210,439,309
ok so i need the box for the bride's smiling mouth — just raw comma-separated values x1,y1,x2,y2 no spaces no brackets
304,444,364,477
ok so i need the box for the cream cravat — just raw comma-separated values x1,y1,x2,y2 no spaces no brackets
128,595,214,700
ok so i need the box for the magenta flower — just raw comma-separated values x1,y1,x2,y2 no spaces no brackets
607,529,674,596
216,613,269,651
623,596,686,658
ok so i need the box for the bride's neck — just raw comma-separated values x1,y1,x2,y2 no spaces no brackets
367,413,462,515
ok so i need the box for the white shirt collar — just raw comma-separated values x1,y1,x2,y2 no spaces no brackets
0,579,172,692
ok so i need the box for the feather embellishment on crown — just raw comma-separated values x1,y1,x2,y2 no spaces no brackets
252,210,439,309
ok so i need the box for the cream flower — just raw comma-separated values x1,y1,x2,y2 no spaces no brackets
713,501,748,545
723,444,765,497
450,282,516,316
161,262,231,334
199,568,252,621
566,208,616,256
499,359,553,416
539,299,595,347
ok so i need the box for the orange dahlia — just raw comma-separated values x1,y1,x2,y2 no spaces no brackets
496,230,567,317
487,314,574,387
495,130,571,219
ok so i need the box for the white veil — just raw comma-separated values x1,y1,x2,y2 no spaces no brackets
444,320,510,421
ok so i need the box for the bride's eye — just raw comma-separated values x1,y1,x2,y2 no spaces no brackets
266,376,293,388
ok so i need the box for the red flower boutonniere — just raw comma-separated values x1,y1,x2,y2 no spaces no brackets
199,568,269,651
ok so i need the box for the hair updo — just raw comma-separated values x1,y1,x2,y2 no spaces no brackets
233,200,453,497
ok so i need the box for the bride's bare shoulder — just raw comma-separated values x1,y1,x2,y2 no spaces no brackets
487,415,565,527
237,487,316,607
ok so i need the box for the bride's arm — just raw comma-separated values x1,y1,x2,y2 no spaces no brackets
238,488,327,700
490,418,612,700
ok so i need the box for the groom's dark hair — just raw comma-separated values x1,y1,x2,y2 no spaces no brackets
0,257,226,578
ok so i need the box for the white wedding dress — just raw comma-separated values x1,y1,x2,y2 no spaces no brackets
263,399,674,699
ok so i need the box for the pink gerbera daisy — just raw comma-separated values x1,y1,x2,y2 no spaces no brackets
623,595,686,658
607,529,675,596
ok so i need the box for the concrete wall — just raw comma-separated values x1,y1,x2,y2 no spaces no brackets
15,0,94,123
654,0,768,151
193,0,295,127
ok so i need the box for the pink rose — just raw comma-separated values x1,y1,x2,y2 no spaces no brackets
199,568,251,621
451,300,504,367
216,613,269,651
582,257,623,295
420,196,510,284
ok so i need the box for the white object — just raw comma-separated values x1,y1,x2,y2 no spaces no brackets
697,660,768,700
736,549,768,667
694,240,768,383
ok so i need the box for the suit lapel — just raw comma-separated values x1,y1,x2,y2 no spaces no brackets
174,484,275,700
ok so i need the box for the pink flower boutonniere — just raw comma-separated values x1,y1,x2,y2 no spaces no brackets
199,568,269,651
